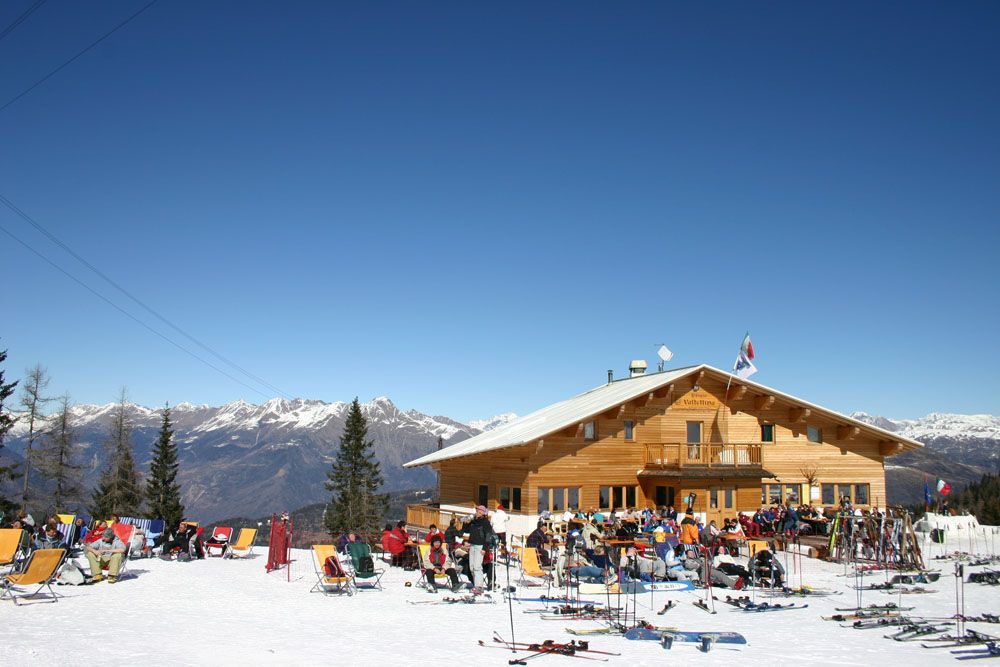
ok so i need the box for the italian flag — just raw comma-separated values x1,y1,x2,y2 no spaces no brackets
936,478,951,496
741,333,755,360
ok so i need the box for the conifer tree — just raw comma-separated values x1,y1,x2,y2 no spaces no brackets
36,395,85,513
91,388,142,517
145,405,184,527
324,398,387,537
0,345,19,516
19,364,52,510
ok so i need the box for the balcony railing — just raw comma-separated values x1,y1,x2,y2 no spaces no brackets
643,442,763,469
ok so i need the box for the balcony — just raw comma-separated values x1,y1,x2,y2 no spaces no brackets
643,442,763,469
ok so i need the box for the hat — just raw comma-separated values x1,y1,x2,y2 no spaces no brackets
103,528,115,540
476,505,488,514
496,504,504,510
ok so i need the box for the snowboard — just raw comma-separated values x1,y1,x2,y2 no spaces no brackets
622,580,695,593
578,583,621,595
624,627,747,644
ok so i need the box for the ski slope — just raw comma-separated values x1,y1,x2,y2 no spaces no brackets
1,538,997,665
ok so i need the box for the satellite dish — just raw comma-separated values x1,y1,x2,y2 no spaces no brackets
657,344,674,362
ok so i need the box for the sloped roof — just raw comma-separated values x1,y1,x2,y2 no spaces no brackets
404,364,923,468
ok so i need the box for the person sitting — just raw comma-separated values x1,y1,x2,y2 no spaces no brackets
421,535,462,593
620,545,666,582
665,544,698,581
159,522,200,560
749,548,785,587
86,528,126,583
72,517,89,546
568,546,609,584
36,523,66,550
384,521,408,567
424,524,445,545
739,513,760,538
526,522,551,566
713,545,751,582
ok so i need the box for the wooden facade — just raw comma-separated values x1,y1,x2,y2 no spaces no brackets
409,366,918,531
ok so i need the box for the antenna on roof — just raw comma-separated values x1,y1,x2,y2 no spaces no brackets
656,343,673,371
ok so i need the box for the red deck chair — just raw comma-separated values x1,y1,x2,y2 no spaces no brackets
96,523,136,579
205,526,233,557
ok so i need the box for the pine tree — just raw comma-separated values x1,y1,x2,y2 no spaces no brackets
145,405,184,527
0,345,20,517
18,364,52,510
36,395,85,514
324,398,387,538
91,388,142,517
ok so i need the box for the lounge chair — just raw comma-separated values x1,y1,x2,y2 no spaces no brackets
224,528,257,559
519,547,553,586
0,548,65,605
311,545,354,596
204,526,233,557
346,541,384,590
0,528,23,572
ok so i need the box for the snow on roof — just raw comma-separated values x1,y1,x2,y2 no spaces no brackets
405,363,923,468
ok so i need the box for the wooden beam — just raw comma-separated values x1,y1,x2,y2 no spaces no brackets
878,440,900,456
789,407,811,423
837,425,860,440
601,407,619,421
727,385,747,400
754,394,775,410
616,404,626,419
693,370,705,385
643,391,656,407
535,439,544,454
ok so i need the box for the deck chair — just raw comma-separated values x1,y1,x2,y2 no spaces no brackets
0,548,65,605
224,528,257,558
0,528,23,571
204,526,233,557
55,513,76,526
55,523,76,551
101,523,137,579
747,539,769,558
346,542,384,590
519,547,553,586
415,543,450,590
310,545,354,596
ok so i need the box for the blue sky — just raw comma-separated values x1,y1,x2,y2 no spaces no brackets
2,2,998,421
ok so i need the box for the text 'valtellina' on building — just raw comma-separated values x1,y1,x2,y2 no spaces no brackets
404,363,923,535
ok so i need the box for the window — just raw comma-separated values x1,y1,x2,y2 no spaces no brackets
600,485,637,509
761,424,774,442
538,487,580,513
854,484,869,505
807,425,823,443
477,484,488,507
584,421,596,440
654,486,674,507
626,486,636,507
821,484,835,505
838,484,852,504
686,422,702,443
599,486,610,509
762,483,801,505
624,420,635,441
499,486,522,512
568,487,579,509
613,486,624,509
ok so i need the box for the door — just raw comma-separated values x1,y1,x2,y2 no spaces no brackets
654,485,675,508
686,421,703,463
707,485,736,527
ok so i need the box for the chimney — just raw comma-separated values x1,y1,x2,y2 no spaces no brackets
607,369,614,384
437,435,444,451
629,360,648,378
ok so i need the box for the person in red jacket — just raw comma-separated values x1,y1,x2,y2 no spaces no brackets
385,520,410,567
425,524,445,544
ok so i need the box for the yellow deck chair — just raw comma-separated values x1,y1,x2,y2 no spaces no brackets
519,547,552,585
0,529,23,570
310,545,354,596
747,540,769,558
225,528,257,558
1,548,65,605
55,513,76,525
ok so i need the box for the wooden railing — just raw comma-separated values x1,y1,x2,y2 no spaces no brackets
643,442,763,468
406,503,445,528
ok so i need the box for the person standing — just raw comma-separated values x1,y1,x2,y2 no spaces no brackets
467,505,496,594
491,504,509,552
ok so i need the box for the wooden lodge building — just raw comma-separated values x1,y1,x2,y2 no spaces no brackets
404,363,923,536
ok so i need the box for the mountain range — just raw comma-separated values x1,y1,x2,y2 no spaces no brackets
2,398,994,521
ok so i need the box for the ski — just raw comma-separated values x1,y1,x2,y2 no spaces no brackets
836,603,913,612
490,635,621,656
823,612,902,622
478,641,609,663
566,625,677,636
693,599,716,614
512,596,607,605
657,601,677,615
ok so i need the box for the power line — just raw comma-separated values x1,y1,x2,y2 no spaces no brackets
0,193,293,399
0,0,47,43
0,220,277,401
0,0,158,114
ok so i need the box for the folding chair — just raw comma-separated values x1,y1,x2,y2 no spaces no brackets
102,523,137,579
518,547,553,586
346,542,384,591
224,528,257,559
310,545,354,596
55,513,76,525
747,539,769,558
414,543,451,590
0,528,23,572
0,548,65,605
204,526,233,557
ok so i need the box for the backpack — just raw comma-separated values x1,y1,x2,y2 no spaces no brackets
58,560,86,586
324,556,346,577
358,555,375,573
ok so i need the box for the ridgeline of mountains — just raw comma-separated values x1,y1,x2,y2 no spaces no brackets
3,396,996,523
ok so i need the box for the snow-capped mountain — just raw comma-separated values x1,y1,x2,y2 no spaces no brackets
2,398,513,523
851,412,1000,504
467,412,519,433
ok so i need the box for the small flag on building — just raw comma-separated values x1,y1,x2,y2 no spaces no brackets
936,478,951,496
733,332,757,379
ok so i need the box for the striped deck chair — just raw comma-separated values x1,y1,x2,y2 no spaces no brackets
0,548,65,605
204,526,233,557
310,545,354,596
224,528,257,559
55,523,75,551
55,513,76,526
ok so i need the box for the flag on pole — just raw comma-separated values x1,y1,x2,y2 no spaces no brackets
924,477,933,506
936,478,951,496
734,351,757,379
740,332,755,361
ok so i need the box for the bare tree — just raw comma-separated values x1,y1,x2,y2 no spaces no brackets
36,395,85,514
19,364,52,510
799,463,820,487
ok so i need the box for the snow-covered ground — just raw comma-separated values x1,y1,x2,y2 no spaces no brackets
2,538,999,665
